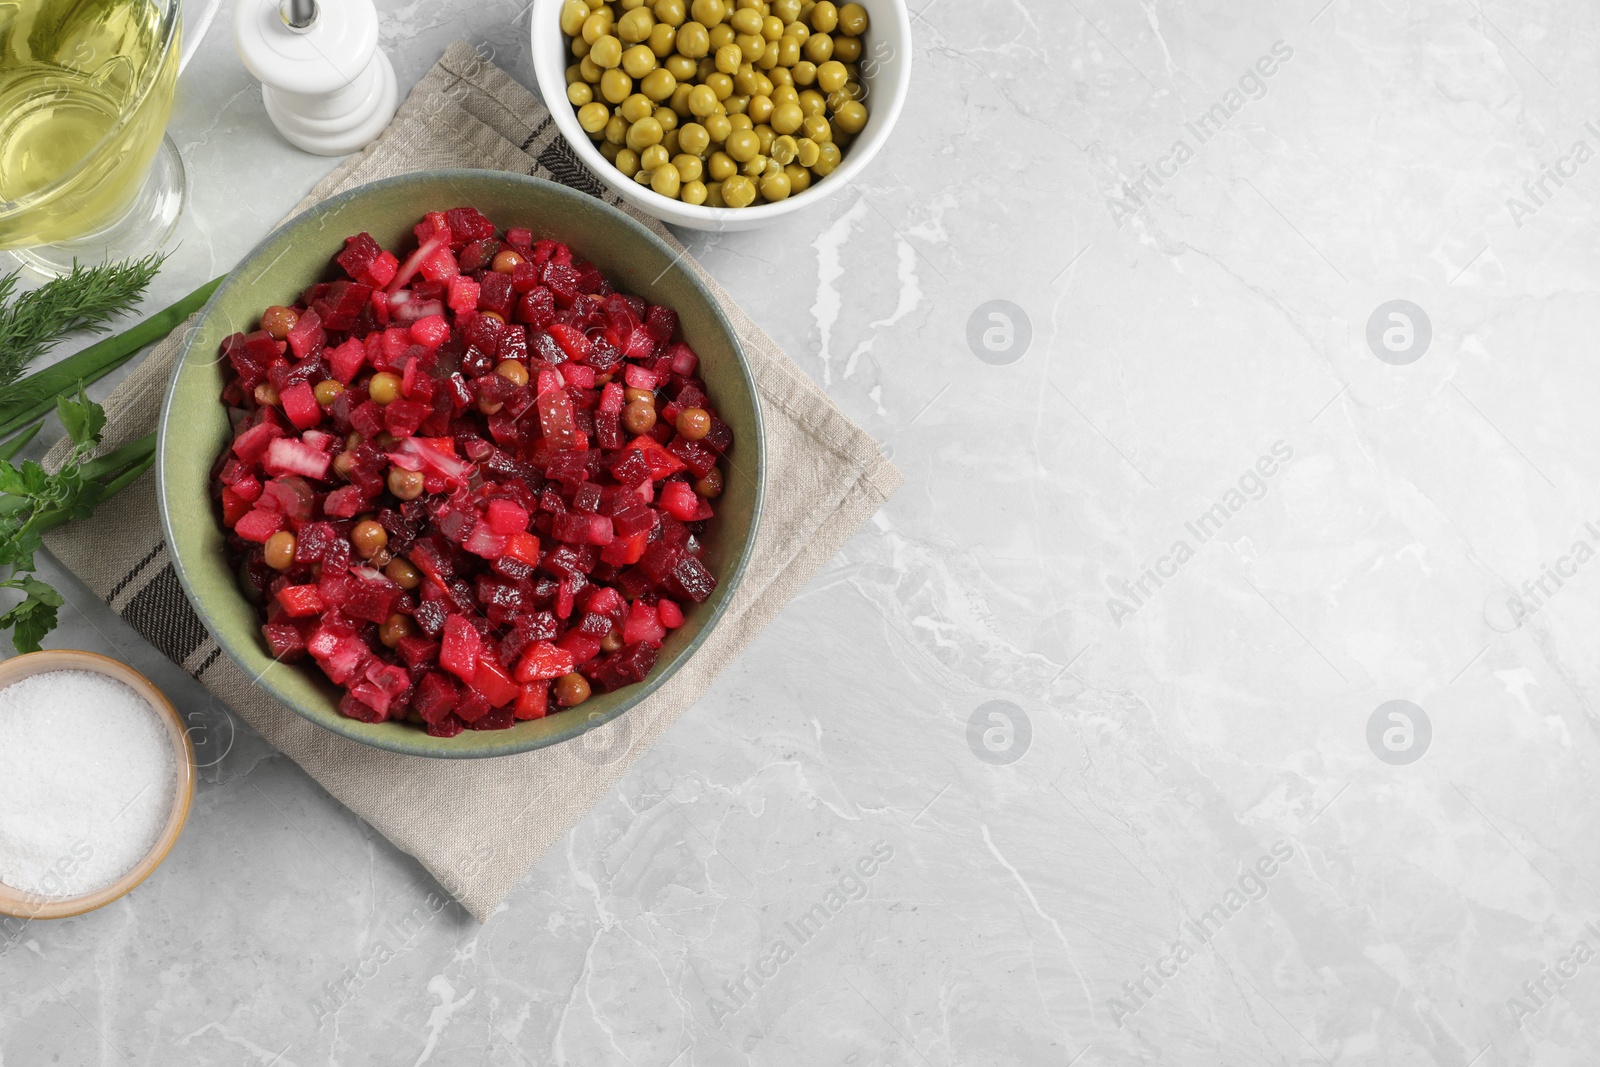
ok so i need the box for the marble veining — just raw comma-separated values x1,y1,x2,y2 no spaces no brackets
5,0,1600,1063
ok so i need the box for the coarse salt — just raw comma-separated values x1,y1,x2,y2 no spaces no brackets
0,670,177,898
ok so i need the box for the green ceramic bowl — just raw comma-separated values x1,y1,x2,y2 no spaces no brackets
157,171,763,759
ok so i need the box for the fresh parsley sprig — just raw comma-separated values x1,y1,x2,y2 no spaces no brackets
0,253,167,389
0,388,154,653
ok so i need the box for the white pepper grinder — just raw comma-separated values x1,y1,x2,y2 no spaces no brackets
234,0,399,155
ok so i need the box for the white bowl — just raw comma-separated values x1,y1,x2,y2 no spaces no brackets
531,0,911,231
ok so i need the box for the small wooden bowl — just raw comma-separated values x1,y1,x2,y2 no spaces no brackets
0,650,196,920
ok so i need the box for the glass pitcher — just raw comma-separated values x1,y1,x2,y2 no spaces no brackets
0,0,191,275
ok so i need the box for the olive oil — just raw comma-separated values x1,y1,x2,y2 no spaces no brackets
0,0,179,249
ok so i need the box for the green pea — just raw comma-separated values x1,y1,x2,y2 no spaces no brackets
725,126,760,161
729,7,762,34
649,22,678,56
641,67,678,100
690,0,725,25
618,7,656,43
682,179,709,205
811,139,841,175
815,59,847,93
784,162,812,192
673,153,705,182
801,113,831,143
679,121,711,154
561,0,591,35
809,1,837,32
722,174,757,207
626,116,665,150
770,100,803,134
577,100,611,132
833,99,866,134
837,2,867,34
601,68,634,102
641,143,671,170
591,33,623,68
760,169,791,201
676,20,711,57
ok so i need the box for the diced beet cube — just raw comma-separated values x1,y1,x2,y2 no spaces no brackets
410,314,450,348
280,382,321,430
413,671,460,724
666,553,716,603
666,342,698,376
286,307,325,359
659,480,700,521
471,654,520,708
544,263,581,306
322,485,371,518
622,599,666,646
552,512,613,546
329,338,367,383
419,246,460,283
447,276,481,315
644,304,677,342
337,232,383,280
667,435,718,479
601,531,648,566
514,640,575,682
276,584,325,618
455,691,490,723
608,449,652,488
261,622,306,660
557,629,602,665
395,634,440,668
413,598,447,637
537,388,582,450
234,507,285,543
468,706,516,730
343,574,401,624
624,435,686,481
383,398,429,438
486,499,530,535
445,206,495,243
586,641,659,692
516,287,556,328
220,487,252,527
479,272,514,318
548,322,589,361
362,250,399,290
231,421,284,464
638,540,684,583
426,713,465,737
572,482,603,513
440,615,481,682
513,681,549,720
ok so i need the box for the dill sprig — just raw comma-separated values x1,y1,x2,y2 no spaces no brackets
0,252,167,388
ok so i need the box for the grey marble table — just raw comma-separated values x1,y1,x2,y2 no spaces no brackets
5,0,1598,1063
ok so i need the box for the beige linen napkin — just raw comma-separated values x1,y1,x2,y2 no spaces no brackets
43,42,901,921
